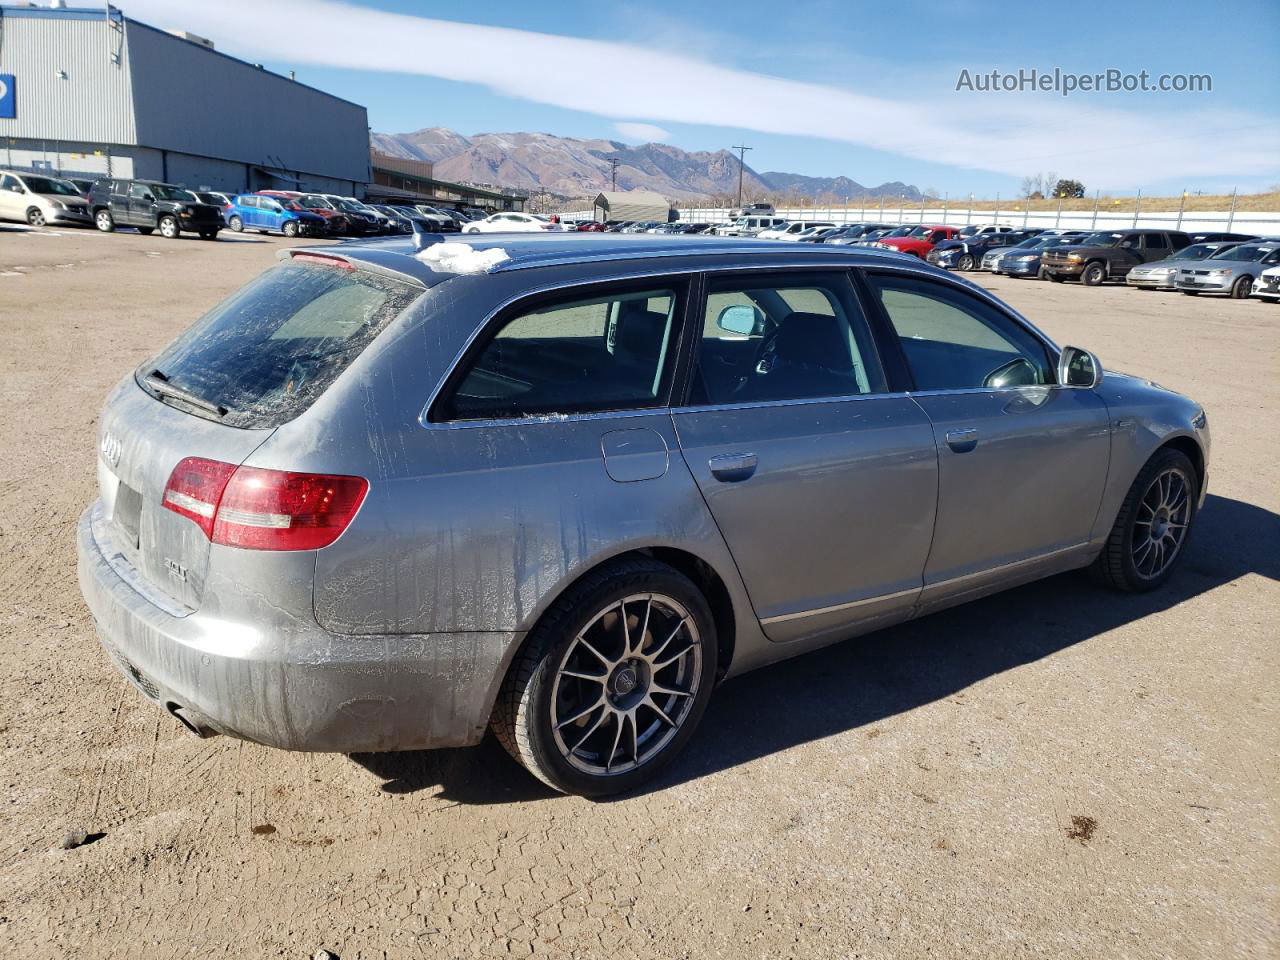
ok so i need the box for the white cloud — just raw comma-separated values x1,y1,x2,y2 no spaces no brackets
124,0,1279,188
614,122,671,143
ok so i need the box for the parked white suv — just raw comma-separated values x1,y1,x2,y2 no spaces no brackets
0,171,93,227
716,216,787,237
464,212,564,233
759,221,837,241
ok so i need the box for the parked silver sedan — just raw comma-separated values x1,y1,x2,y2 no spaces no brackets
1127,240,1248,291
1176,239,1280,298
77,232,1210,795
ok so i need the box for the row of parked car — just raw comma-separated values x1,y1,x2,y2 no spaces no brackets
0,168,504,241
581,212,1280,302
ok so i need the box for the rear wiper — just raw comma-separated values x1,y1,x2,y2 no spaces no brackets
144,370,228,418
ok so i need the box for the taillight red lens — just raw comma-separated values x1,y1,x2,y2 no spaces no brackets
162,457,236,539
163,457,367,551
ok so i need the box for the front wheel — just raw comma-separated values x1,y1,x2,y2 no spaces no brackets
1036,265,1049,280
95,209,115,232
1229,275,1253,299
159,215,180,239
1081,262,1106,286
26,207,46,227
491,558,716,796
1091,448,1198,592
956,254,975,271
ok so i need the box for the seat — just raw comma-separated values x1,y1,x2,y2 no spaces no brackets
748,311,860,401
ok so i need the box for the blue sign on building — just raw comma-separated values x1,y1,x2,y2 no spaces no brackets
0,75,15,119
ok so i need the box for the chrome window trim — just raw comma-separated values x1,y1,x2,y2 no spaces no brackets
418,258,1063,430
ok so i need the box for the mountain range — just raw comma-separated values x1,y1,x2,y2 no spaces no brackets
370,128,921,203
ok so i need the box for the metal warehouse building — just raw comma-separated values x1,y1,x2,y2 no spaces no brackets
0,4,369,195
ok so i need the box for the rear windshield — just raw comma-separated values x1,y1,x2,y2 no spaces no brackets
139,261,421,428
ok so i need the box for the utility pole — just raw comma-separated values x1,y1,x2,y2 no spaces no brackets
607,157,620,191
732,144,752,212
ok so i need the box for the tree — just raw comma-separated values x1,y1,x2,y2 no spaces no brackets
1019,174,1041,198
1052,178,1086,199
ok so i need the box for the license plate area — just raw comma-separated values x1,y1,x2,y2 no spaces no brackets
113,481,143,549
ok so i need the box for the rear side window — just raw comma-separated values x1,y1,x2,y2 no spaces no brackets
439,285,682,421
140,261,421,427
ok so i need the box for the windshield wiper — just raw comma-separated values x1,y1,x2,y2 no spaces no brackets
145,370,228,418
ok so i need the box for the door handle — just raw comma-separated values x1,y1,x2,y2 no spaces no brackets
945,428,979,453
708,452,758,482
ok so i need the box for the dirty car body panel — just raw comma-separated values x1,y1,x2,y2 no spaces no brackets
77,233,1210,761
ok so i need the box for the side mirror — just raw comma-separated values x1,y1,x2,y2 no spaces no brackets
716,304,763,337
1058,345,1103,388
8,184,24,193
142,193,154,202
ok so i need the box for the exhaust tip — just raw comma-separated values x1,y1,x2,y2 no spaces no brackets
168,704,220,739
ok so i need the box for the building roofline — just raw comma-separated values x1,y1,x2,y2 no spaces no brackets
0,4,369,113
370,158,528,203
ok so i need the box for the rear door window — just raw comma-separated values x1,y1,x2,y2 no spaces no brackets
438,283,684,421
140,260,421,427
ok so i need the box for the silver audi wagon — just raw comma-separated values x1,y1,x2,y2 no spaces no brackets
78,231,1210,795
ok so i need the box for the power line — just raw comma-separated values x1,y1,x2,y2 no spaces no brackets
732,144,752,211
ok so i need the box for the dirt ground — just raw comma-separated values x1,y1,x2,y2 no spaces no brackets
1,223,1276,960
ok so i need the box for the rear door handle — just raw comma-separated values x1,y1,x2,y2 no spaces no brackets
945,428,979,453
708,452,758,482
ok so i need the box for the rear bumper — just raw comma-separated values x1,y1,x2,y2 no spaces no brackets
77,503,521,753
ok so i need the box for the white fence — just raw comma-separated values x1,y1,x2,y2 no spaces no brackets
559,204,1280,236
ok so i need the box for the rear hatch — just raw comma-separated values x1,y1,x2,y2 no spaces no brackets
95,253,424,612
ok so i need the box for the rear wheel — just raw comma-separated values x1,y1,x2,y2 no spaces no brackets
95,209,115,232
282,220,298,238
1229,275,1253,299
1091,448,1197,592
491,558,716,796
136,226,154,235
159,215,180,239
229,215,243,232
25,207,46,227
1081,262,1106,286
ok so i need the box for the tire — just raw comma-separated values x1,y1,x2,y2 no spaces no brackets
1182,290,1199,296
1229,275,1253,299
159,215,180,239
25,207,46,227
1036,265,1048,280
229,215,243,232
282,220,298,238
198,230,217,241
1048,272,1065,283
95,209,115,232
491,557,717,797
957,253,976,271
1081,262,1106,286
466,226,480,234
1090,448,1198,593
136,227,154,235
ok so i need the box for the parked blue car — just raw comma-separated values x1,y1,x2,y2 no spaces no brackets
228,194,326,238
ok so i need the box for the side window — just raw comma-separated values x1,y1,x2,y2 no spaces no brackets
0,174,17,191
690,272,885,405
1143,232,1169,250
129,183,151,200
243,197,259,208
866,273,1052,391
440,285,681,421
1119,234,1140,249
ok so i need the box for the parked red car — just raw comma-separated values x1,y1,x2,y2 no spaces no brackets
876,224,961,258
576,221,606,232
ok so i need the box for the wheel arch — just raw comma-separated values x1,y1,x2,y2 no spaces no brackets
1158,434,1206,496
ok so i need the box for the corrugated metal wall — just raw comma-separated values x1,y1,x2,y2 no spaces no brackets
125,20,369,184
0,11,136,144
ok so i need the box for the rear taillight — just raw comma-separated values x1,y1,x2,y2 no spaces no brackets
163,457,367,551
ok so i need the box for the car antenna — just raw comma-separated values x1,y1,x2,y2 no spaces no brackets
411,219,445,251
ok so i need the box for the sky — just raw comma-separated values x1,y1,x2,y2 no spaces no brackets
124,0,1280,197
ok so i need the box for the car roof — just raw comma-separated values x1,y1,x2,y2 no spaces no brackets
288,232,931,285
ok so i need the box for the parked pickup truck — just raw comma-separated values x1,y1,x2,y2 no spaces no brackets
874,224,962,258
1042,229,1192,286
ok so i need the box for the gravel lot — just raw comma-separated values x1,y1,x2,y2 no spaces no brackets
1,224,1276,959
